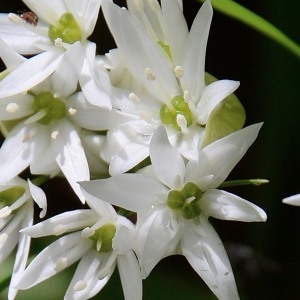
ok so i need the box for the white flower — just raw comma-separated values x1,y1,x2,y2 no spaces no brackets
282,194,300,206
0,177,47,300
100,0,243,174
0,0,112,108
80,124,267,300
17,199,142,300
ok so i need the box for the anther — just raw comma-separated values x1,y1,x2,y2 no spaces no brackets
129,93,140,103
68,108,77,115
53,224,68,236
176,114,188,134
81,227,94,238
6,103,19,113
51,131,59,139
73,280,87,292
54,38,63,48
174,66,184,79
54,257,68,272
145,68,156,81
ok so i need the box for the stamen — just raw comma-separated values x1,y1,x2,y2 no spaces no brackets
145,67,156,81
96,240,102,252
54,257,68,272
51,131,59,139
53,224,68,236
24,109,47,125
183,90,191,103
176,114,188,134
55,38,63,48
97,253,117,280
0,233,8,247
129,93,140,103
186,196,196,205
174,66,184,79
6,103,19,113
0,206,12,218
8,13,22,24
68,108,77,115
148,0,161,12
73,280,87,292
81,227,94,238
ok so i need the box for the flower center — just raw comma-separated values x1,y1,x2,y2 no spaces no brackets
48,12,82,44
89,224,116,253
32,91,66,125
160,95,193,131
167,182,202,219
0,186,25,207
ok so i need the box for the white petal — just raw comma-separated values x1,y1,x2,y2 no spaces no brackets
181,0,213,98
197,80,240,124
16,232,91,289
181,215,239,300
8,204,33,300
21,210,98,237
0,124,37,184
136,208,180,278
0,15,42,55
27,179,47,218
185,123,263,190
150,126,185,189
0,37,25,69
52,42,84,98
201,189,267,222
65,0,102,38
0,51,63,98
55,121,90,202
65,250,112,300
282,194,300,206
118,251,142,300
80,174,166,212
161,0,188,65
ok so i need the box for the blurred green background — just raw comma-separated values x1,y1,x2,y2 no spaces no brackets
0,0,299,299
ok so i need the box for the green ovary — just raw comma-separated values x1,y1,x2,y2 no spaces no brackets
90,224,116,253
33,92,66,125
48,12,82,44
160,95,193,131
167,182,203,220
0,186,25,207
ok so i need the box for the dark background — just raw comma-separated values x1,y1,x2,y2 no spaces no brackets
0,1,300,299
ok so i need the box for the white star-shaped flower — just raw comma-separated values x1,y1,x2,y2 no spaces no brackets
80,124,267,300
99,0,243,174
17,199,142,300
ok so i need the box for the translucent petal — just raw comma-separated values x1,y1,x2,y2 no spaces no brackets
282,194,300,206
182,215,239,300
201,189,267,222
27,179,47,218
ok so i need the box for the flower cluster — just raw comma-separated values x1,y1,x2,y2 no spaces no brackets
0,0,267,299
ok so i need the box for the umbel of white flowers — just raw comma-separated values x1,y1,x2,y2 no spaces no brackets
0,0,267,300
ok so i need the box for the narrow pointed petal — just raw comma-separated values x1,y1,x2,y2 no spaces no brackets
0,38,25,69
0,124,37,184
27,179,47,218
197,80,240,124
181,1,213,98
21,210,98,237
150,127,185,189
118,251,142,300
8,204,33,300
16,232,91,289
182,215,239,300
0,15,42,55
65,250,112,300
201,189,267,222
282,194,300,206
80,174,165,212
0,51,63,98
55,121,90,202
185,123,263,190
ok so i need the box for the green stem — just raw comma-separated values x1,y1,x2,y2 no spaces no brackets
219,179,269,188
198,0,300,58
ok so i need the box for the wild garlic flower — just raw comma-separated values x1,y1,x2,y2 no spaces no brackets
17,199,142,300
100,0,245,174
81,125,267,300
0,177,47,300
0,0,113,108
282,194,300,206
